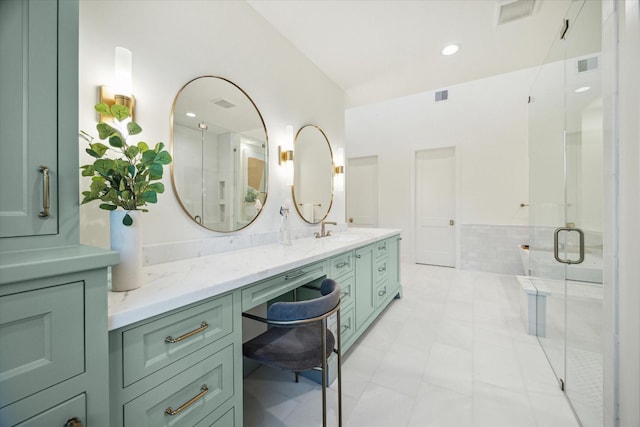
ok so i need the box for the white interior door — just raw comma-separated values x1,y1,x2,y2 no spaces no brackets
415,147,456,267
347,156,378,227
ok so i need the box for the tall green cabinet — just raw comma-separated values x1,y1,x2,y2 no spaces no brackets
0,1,118,426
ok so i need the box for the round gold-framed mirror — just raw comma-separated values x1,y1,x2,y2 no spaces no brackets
292,125,334,223
170,76,268,232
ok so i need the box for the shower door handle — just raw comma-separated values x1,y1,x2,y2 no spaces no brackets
553,227,585,265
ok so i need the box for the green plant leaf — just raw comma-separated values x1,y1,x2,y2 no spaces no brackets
111,104,130,121
96,123,118,140
95,103,111,117
146,182,165,193
109,134,125,148
89,142,108,157
86,148,101,158
80,165,95,176
127,164,136,176
127,121,142,135
137,141,149,152
140,191,158,203
125,145,139,159
148,163,163,180
142,150,157,164
154,142,165,152
94,158,114,175
154,151,172,165
122,213,133,226
99,203,117,211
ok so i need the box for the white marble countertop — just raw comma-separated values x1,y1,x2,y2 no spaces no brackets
108,228,400,330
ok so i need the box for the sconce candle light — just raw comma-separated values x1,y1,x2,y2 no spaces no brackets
99,46,135,121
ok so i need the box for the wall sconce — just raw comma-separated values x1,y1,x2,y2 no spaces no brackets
278,146,294,165
99,47,135,121
334,165,344,174
333,147,345,191
278,125,294,165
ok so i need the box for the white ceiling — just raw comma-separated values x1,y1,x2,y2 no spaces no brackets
247,0,573,108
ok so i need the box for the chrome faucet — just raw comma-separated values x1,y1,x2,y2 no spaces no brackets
315,221,337,238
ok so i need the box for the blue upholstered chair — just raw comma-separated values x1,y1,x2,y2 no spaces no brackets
242,278,343,427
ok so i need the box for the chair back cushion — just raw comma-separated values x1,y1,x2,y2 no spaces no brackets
267,278,339,321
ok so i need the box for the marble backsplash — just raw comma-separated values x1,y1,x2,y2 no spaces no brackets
143,223,348,266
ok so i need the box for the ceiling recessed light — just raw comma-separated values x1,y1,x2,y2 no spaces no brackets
441,44,460,56
185,112,196,117
575,86,591,93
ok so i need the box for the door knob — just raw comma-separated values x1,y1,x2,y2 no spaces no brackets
449,219,455,226
348,217,354,223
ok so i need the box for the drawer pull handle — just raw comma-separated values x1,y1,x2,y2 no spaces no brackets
378,288,387,297
341,289,351,298
378,244,386,251
378,266,386,272
39,166,50,218
356,254,362,259
165,321,208,344
64,417,83,427
335,261,350,269
341,323,351,333
285,270,305,280
165,384,209,416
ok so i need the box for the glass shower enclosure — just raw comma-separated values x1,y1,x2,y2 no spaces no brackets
528,1,603,426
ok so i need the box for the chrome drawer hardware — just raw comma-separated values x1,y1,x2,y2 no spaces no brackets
285,270,306,280
341,322,351,333
340,289,351,298
378,287,387,297
378,244,386,250
335,261,350,269
39,166,50,218
165,321,208,344
164,384,209,416
378,265,386,272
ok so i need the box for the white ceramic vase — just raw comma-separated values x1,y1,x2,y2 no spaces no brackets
110,210,143,292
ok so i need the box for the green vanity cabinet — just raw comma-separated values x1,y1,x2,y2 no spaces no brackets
0,0,81,251
0,1,118,425
354,244,376,331
109,291,243,427
0,265,115,427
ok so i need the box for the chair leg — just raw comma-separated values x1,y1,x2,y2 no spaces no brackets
337,310,343,427
295,371,299,383
321,319,327,427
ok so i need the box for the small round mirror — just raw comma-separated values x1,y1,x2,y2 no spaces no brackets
171,76,268,232
292,125,333,223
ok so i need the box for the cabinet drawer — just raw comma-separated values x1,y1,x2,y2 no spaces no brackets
124,344,235,427
194,405,235,427
0,281,84,407
375,259,388,284
339,306,355,346
122,293,233,387
338,274,354,308
242,261,326,310
329,252,353,279
375,240,389,259
375,281,392,309
13,393,86,427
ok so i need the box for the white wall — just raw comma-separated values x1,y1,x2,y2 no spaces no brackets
602,1,640,425
346,68,535,263
78,0,345,256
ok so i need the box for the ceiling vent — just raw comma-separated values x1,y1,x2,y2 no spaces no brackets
577,56,598,73
211,97,236,108
497,0,536,25
435,90,449,103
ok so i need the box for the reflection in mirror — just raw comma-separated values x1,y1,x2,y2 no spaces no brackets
171,76,268,232
292,125,333,223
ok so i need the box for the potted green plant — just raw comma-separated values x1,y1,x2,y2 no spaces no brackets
80,103,172,226
80,103,172,292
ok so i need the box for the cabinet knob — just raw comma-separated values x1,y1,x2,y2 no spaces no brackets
64,418,83,427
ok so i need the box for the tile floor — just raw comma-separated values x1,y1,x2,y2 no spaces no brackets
243,263,580,427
